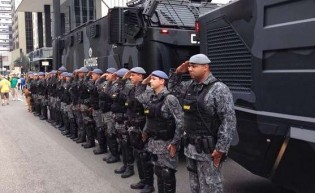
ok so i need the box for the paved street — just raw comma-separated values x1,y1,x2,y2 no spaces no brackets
0,97,284,193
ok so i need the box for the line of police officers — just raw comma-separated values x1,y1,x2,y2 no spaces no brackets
25,54,236,193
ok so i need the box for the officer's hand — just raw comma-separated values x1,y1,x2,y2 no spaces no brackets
87,71,92,77
142,75,151,84
168,144,176,158
175,61,190,74
101,73,108,78
122,71,131,80
142,132,148,142
211,149,224,168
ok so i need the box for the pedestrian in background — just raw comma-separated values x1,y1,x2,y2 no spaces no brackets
0,75,11,106
10,74,19,101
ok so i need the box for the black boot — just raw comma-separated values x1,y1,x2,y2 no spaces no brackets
130,179,145,189
114,165,126,174
93,127,108,154
76,135,86,143
121,165,134,178
106,134,120,164
158,167,176,193
142,152,154,188
83,123,95,148
140,185,155,193
106,154,120,163
69,119,78,139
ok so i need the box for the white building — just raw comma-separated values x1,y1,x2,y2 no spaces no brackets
0,0,13,74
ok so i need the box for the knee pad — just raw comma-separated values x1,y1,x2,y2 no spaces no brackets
139,151,151,162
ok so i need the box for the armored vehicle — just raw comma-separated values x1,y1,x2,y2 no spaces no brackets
198,0,315,192
59,0,217,72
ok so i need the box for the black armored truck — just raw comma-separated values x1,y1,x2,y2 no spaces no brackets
198,0,315,192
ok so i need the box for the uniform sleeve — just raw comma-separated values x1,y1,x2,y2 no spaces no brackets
135,84,152,105
214,84,237,153
165,95,184,146
168,71,192,99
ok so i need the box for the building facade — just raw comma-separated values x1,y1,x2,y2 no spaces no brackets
0,0,13,73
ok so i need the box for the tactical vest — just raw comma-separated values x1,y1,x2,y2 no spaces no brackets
78,80,90,104
182,80,221,137
144,94,175,140
125,87,144,117
99,92,113,113
89,82,100,110
110,88,127,113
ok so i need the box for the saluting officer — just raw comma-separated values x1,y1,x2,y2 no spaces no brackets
168,54,237,193
123,67,155,193
135,70,184,193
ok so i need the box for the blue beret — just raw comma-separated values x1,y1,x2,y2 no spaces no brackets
189,54,211,64
38,72,45,76
151,70,168,80
65,72,73,77
58,66,67,72
115,68,129,78
106,67,117,74
130,67,146,74
28,71,33,75
61,72,68,76
92,68,103,74
77,67,89,73
49,70,57,74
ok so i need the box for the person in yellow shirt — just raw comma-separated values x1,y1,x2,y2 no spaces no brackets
0,75,11,105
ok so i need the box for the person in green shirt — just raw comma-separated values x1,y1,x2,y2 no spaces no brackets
10,74,18,101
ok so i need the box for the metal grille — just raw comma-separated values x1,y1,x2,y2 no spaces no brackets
156,3,198,27
207,25,252,93
108,8,124,44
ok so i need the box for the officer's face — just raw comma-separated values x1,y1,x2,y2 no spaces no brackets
188,64,209,80
130,72,142,85
78,72,85,78
149,76,164,90
92,73,100,81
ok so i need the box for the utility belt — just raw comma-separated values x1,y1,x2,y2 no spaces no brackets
183,135,216,154
148,130,173,141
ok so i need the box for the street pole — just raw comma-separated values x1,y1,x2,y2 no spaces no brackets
0,53,2,75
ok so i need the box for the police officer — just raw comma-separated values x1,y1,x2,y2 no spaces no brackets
123,67,155,192
69,69,80,140
37,72,46,119
47,70,57,124
99,68,120,163
88,68,108,154
76,67,94,146
106,68,135,177
136,70,184,193
169,54,237,193
61,72,73,136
